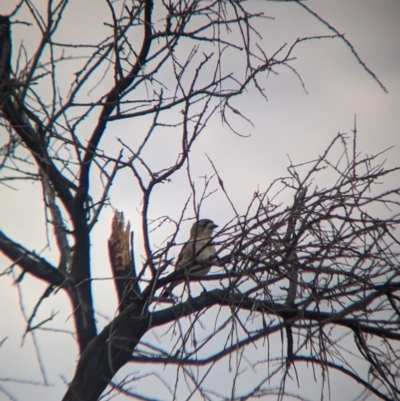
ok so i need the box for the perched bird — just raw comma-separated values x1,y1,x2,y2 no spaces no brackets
160,219,218,298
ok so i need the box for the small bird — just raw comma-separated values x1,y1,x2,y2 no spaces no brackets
160,219,218,298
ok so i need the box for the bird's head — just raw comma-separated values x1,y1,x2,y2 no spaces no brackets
190,219,218,239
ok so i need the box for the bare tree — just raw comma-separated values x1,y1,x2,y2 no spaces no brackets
0,1,399,401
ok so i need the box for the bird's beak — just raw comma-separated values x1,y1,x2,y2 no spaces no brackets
212,224,218,229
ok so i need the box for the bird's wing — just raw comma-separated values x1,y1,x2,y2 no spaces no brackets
175,240,194,270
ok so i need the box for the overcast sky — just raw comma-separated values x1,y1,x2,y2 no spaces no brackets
1,0,399,400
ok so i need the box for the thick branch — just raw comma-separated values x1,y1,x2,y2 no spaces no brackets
62,299,149,401
152,289,400,340
78,0,154,202
0,230,65,286
2,100,74,213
